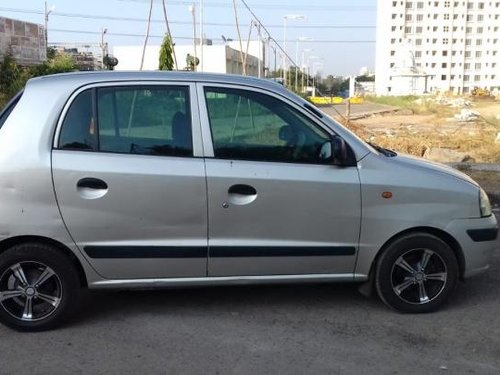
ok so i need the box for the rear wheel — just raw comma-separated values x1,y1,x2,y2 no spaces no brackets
0,243,81,331
375,233,459,313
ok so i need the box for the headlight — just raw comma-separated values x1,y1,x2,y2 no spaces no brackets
479,188,492,217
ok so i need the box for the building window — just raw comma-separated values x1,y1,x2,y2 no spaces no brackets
474,75,480,81
452,51,457,56
475,51,482,57
465,51,471,57
432,38,437,44
454,14,459,19
443,38,449,44
466,15,473,21
392,13,397,19
391,38,396,44
454,1,459,6
415,51,422,57
475,63,481,70
476,39,482,46
453,26,458,32
464,75,469,82
477,15,484,21
390,50,396,56
392,1,398,6
442,63,447,68
442,50,448,56
451,63,456,68
416,26,423,33
451,75,455,80
434,1,439,6
406,14,413,21
441,75,447,80
432,50,437,56
406,2,413,9
391,26,397,31
465,39,472,45
467,2,473,9
463,87,469,94
478,2,484,9
445,1,450,6
444,14,450,20
433,14,439,19
433,26,438,32
405,26,412,33
431,63,437,68
417,1,424,8
452,38,457,44
443,26,449,32
417,14,424,21
466,26,472,33
465,63,471,69
390,63,395,68
416,39,423,45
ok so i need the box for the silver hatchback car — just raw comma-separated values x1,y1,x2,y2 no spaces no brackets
0,72,497,331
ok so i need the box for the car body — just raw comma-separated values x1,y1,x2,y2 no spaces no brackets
0,71,497,330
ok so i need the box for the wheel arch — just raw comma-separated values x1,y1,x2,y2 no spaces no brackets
0,235,88,287
370,226,466,280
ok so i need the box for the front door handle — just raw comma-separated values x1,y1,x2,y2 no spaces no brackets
77,178,108,199
227,184,258,206
228,184,257,196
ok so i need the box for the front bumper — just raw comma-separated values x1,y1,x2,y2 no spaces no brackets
446,215,499,278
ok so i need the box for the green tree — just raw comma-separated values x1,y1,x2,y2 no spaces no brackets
159,34,175,71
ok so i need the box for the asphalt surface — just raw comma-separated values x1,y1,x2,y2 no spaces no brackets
0,213,499,375
319,102,396,119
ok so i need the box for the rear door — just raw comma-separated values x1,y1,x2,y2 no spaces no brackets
199,84,361,277
52,82,208,279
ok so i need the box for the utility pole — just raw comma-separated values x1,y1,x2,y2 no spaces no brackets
189,4,197,71
100,28,108,70
44,1,55,48
199,0,203,72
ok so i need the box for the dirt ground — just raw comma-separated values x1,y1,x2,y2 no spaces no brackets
342,100,500,163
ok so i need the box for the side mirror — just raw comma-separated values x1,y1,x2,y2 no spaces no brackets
319,135,355,166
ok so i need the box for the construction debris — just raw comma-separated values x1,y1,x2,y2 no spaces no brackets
453,108,480,122
423,147,475,163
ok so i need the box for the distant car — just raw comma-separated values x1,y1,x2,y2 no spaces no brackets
0,72,497,331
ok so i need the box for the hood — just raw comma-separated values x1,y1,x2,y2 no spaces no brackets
389,153,479,187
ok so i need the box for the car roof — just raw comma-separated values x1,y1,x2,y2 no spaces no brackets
29,70,291,96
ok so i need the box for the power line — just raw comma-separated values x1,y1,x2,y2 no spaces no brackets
49,28,375,43
0,7,375,29
117,0,376,12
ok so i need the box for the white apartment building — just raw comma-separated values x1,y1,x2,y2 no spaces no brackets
375,0,500,95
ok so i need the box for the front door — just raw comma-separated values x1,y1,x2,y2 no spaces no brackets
52,83,208,279
200,85,361,277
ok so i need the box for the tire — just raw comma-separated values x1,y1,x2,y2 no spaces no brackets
375,233,459,313
0,242,81,331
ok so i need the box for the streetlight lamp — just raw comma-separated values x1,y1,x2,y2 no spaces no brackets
283,14,304,87
44,1,55,48
295,37,312,92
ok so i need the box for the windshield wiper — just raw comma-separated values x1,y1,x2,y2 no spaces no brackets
368,142,397,157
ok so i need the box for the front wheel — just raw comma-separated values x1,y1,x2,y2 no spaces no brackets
375,233,459,313
0,243,81,331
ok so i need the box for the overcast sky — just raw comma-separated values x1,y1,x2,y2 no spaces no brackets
0,0,376,76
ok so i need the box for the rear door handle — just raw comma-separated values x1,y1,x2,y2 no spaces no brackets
227,184,258,206
77,178,108,190
77,178,108,200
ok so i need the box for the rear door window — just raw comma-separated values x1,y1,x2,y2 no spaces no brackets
58,85,193,157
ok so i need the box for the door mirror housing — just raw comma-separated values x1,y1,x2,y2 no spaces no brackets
320,135,356,167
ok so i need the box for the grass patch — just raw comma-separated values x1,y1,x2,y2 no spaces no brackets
365,95,449,116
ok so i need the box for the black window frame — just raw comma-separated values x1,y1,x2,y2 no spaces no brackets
57,84,194,158
203,86,338,166
0,90,23,130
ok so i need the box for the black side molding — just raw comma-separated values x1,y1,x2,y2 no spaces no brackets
467,228,499,242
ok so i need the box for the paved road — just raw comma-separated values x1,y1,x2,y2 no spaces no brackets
319,102,396,119
0,214,499,375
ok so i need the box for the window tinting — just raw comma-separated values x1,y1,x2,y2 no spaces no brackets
59,86,193,157
204,87,331,164
59,89,97,151
97,86,192,157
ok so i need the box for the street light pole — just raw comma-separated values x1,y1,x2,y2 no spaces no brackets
301,48,312,94
282,14,304,87
188,4,197,71
199,0,203,72
295,37,311,92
